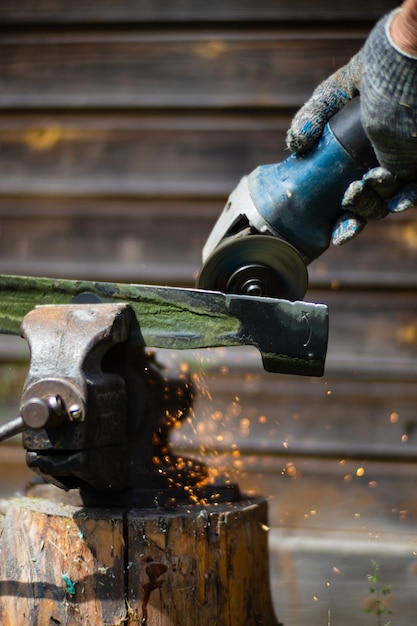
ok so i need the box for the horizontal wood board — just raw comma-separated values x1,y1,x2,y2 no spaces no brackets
0,198,414,288
0,0,400,24
0,31,366,109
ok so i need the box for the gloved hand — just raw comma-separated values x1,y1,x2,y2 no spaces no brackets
287,6,417,245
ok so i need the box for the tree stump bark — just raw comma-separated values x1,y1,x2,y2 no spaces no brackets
0,495,281,626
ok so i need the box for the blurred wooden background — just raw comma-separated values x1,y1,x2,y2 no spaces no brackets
1,1,417,624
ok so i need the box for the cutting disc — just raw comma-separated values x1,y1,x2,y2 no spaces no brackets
197,235,308,300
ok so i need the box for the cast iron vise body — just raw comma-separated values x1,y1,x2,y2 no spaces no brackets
19,303,204,507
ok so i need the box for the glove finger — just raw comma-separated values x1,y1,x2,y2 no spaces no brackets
287,52,362,154
342,179,388,221
361,167,400,201
286,99,332,154
331,211,366,246
388,182,417,213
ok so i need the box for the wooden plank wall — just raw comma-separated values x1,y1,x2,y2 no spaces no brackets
2,1,417,623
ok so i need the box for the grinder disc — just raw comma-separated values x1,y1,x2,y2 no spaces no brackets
197,235,308,300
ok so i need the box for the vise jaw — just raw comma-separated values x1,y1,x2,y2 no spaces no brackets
19,303,201,506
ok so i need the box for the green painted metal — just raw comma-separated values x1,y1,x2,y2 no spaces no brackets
0,274,328,376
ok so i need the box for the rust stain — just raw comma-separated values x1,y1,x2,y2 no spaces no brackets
141,562,168,625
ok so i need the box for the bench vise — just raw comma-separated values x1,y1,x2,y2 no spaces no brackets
0,274,328,506
18,303,203,506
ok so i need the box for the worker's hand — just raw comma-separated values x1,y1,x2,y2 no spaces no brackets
286,51,362,156
287,3,417,245
331,167,417,245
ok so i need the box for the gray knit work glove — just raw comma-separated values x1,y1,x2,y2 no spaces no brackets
287,9,417,245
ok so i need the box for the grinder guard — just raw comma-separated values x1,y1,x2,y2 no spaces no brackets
197,97,378,300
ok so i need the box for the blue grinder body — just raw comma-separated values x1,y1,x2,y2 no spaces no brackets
248,97,378,262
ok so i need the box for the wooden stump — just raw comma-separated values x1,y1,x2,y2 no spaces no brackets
0,495,280,626
0,497,126,625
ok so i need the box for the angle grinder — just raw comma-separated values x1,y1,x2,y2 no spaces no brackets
197,97,378,300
